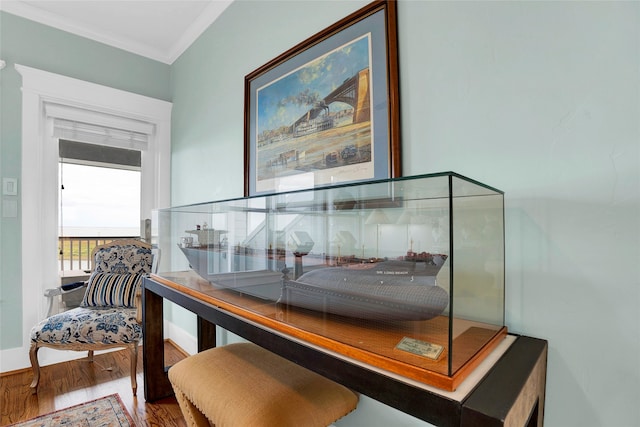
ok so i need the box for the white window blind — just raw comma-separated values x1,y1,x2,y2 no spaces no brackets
46,103,154,151
52,118,149,150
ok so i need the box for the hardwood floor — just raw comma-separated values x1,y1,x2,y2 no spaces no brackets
0,341,188,426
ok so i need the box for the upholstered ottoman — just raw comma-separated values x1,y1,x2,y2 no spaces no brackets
168,342,358,427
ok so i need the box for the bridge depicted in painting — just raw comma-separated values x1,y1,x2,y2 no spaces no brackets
291,68,370,137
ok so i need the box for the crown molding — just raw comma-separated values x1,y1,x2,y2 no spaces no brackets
168,1,232,64
0,1,232,64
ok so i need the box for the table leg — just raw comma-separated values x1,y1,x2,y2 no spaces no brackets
142,284,174,401
198,316,217,352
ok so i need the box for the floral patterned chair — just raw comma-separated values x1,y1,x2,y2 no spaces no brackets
29,239,153,396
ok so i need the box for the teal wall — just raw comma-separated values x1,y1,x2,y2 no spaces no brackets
170,1,639,427
1,1,638,426
170,0,365,205
0,11,171,348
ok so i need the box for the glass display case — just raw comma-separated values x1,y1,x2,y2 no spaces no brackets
154,172,506,390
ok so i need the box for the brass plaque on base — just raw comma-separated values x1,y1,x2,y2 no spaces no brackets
396,336,444,360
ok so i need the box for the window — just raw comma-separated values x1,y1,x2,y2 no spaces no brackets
58,140,142,272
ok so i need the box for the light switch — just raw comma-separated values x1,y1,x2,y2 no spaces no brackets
2,178,17,196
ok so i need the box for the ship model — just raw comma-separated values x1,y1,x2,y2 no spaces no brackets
179,229,449,321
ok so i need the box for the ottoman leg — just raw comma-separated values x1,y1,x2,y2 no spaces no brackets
172,386,213,427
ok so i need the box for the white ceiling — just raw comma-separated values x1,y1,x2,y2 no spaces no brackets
0,0,233,64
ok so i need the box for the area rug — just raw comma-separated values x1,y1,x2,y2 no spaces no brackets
10,394,135,427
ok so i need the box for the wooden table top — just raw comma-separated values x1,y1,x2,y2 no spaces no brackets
151,271,506,391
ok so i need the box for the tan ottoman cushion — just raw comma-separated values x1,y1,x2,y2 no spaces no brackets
168,342,358,427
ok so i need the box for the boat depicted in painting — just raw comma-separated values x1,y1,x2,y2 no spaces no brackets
293,115,334,137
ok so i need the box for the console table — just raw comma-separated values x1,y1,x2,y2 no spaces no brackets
142,273,547,427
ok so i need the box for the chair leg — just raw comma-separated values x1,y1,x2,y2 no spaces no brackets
29,342,40,394
130,343,138,396
87,350,94,361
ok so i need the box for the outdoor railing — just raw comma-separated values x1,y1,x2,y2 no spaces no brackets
58,236,138,272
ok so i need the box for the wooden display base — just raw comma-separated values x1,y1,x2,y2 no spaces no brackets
277,305,507,391
152,271,507,391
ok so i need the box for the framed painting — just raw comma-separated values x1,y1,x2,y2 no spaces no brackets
244,0,400,197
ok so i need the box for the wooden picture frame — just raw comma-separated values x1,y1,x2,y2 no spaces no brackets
244,0,400,197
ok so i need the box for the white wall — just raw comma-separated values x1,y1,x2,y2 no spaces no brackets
169,1,639,426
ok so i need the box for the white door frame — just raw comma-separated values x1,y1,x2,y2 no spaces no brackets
3,64,171,371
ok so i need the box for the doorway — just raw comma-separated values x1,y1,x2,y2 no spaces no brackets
4,64,171,372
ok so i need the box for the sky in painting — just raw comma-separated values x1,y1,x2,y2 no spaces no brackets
257,34,371,133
